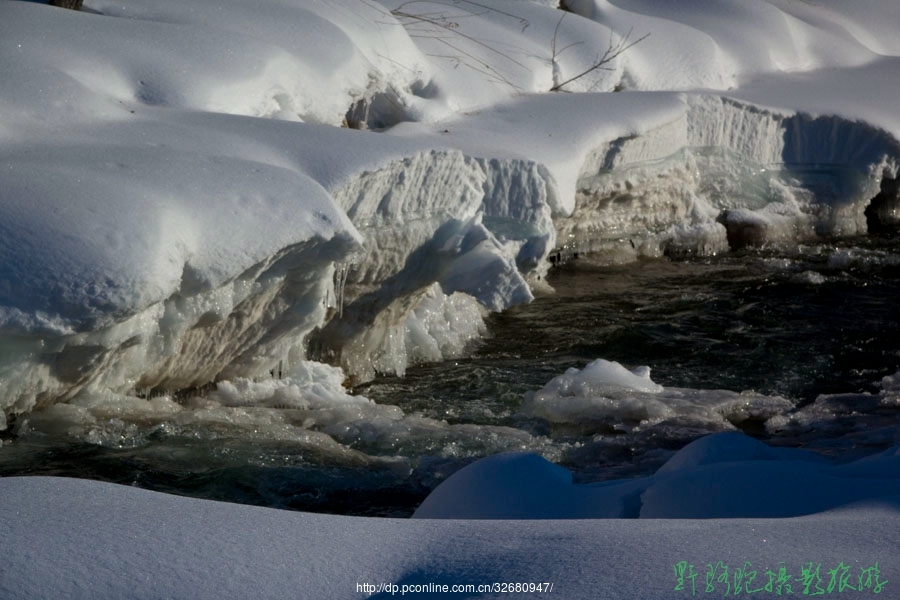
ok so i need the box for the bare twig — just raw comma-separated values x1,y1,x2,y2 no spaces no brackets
550,13,585,89
387,0,534,91
550,24,648,92
367,0,647,94
393,0,529,32
392,8,530,71
50,0,83,8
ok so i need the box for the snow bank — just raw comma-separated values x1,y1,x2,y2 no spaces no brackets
0,133,360,420
358,0,900,267
414,431,900,520
554,94,900,261
3,0,900,429
0,0,561,421
3,461,897,598
1,0,430,126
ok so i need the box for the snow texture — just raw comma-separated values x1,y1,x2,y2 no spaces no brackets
2,446,899,598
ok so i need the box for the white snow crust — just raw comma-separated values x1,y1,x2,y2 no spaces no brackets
3,452,899,598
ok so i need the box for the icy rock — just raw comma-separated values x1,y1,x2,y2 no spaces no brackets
521,360,671,432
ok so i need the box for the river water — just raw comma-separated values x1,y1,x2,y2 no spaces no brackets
2,235,899,516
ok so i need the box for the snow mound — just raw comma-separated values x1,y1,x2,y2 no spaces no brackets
414,432,900,519
1,0,430,126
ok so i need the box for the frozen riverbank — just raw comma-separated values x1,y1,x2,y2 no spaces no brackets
3,0,900,423
2,1,900,595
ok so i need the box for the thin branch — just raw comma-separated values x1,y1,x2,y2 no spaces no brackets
551,12,564,60
372,0,646,94
394,0,529,31
392,8,531,72
550,27,649,92
429,38,521,89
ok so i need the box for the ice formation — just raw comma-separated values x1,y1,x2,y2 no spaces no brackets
2,0,900,430
521,358,792,435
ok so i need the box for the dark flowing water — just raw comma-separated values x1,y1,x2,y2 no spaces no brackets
2,235,899,516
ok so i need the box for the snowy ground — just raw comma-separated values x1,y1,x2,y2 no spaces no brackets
2,438,898,599
2,0,900,597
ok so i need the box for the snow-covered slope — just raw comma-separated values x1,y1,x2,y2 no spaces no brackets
0,0,556,418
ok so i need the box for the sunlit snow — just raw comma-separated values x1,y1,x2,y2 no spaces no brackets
2,0,900,597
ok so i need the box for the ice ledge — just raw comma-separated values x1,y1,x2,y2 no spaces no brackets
0,143,558,426
554,93,900,262
0,235,356,425
311,149,554,382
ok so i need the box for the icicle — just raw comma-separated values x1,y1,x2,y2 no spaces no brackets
333,261,350,319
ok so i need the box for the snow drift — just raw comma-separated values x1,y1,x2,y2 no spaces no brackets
3,440,898,598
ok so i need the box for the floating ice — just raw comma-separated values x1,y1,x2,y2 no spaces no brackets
533,359,664,395
14,358,549,471
521,358,792,434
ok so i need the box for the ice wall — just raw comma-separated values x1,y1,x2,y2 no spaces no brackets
0,140,558,426
312,150,556,381
555,94,900,262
